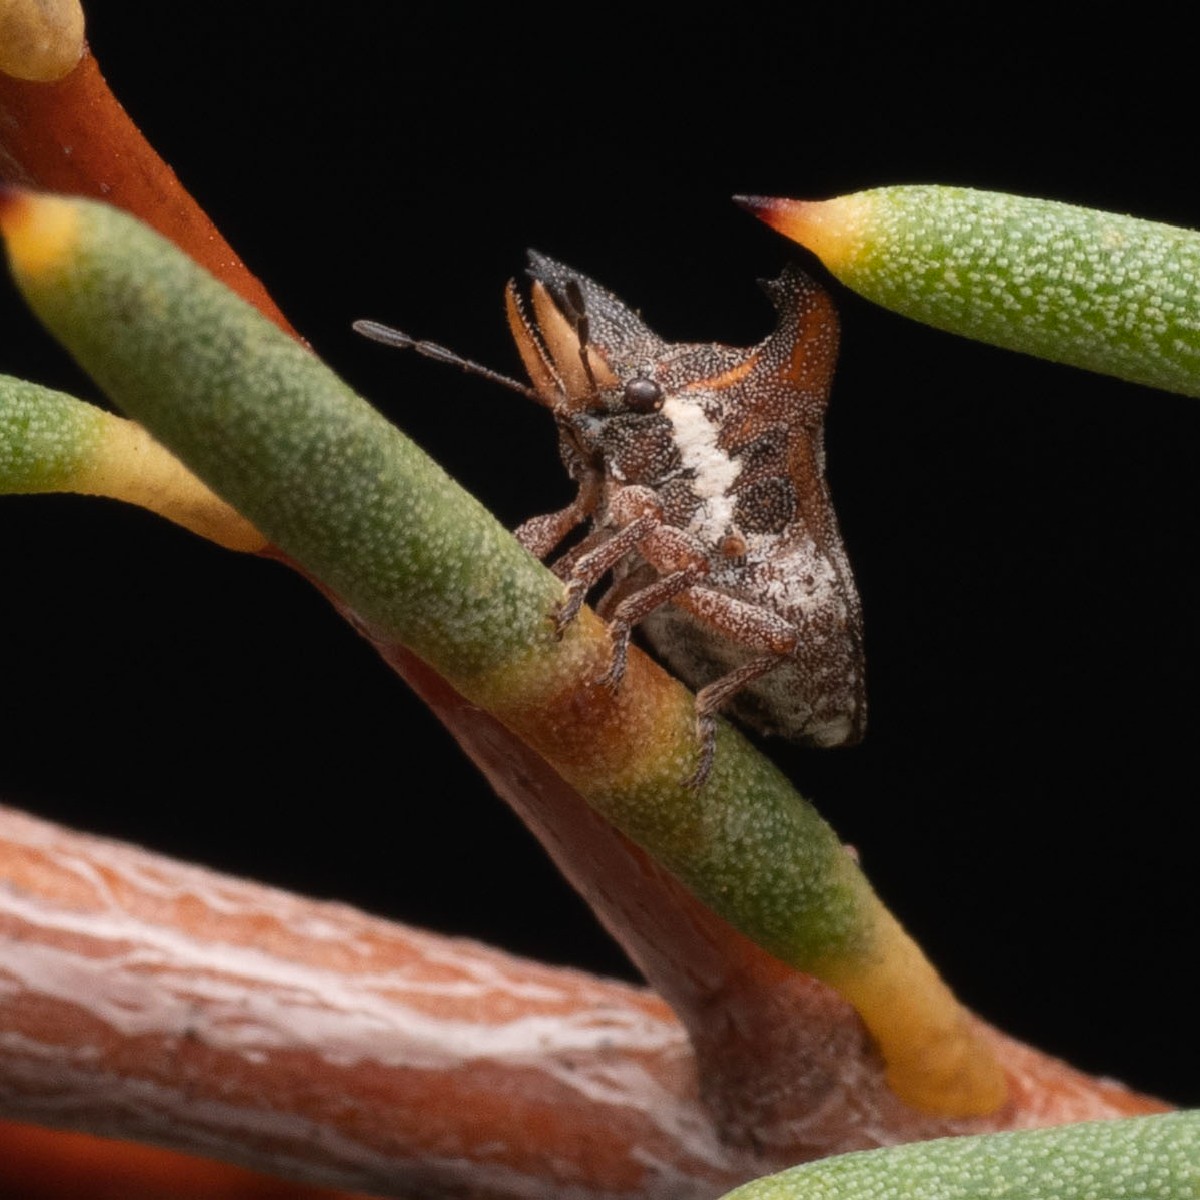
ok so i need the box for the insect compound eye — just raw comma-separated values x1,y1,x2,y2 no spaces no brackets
623,376,664,413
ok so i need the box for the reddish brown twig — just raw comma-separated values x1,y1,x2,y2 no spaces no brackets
365,653,1170,1158
0,807,1166,1200
0,806,743,1198
0,1118,366,1200
0,47,294,335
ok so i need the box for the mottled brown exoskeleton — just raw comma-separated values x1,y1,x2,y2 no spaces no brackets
356,253,865,784
504,253,865,783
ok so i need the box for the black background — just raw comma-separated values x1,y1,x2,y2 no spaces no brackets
1,8,1195,1106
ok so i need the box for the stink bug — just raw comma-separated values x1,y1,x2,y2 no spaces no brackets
357,253,865,783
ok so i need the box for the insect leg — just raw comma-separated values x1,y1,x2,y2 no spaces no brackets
598,567,705,692
552,513,661,637
593,565,656,619
587,514,716,686
547,522,614,581
672,588,800,657
689,653,787,787
514,472,601,559
664,587,801,787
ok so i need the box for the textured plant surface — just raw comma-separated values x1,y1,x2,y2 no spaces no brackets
720,1112,1198,1200
0,373,262,548
741,188,1200,396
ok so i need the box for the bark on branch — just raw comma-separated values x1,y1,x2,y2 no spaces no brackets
0,806,1165,1200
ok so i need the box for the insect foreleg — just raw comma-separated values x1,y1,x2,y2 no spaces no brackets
546,523,615,581
547,483,690,633
551,512,661,637
514,473,601,559
593,567,656,619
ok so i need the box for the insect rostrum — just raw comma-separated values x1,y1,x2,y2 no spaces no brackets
506,253,865,783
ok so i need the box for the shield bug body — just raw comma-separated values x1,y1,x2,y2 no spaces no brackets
507,254,865,782
358,253,865,783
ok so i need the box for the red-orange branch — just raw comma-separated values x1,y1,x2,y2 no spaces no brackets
0,48,294,335
0,806,1166,1200
0,1118,365,1200
347,651,1173,1155
0,805,745,1199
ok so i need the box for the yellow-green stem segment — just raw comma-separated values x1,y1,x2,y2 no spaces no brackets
0,374,264,550
741,187,1200,397
0,187,1005,1116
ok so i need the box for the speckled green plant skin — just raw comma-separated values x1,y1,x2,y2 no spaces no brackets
3,196,877,973
0,375,105,491
11,200,559,681
720,1112,1198,1200
836,186,1200,396
589,721,868,964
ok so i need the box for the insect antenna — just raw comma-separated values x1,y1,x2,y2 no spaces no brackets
353,319,542,401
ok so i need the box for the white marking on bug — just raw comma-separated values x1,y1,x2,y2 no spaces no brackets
660,395,739,539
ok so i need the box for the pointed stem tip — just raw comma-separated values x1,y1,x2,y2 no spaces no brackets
733,193,819,233
743,185,1200,399
732,194,777,217
0,186,79,279
733,193,870,275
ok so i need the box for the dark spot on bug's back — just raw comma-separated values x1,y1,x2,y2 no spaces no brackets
735,477,797,534
719,532,748,559
732,424,789,477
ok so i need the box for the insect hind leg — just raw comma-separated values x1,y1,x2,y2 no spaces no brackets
662,586,801,787
689,652,789,788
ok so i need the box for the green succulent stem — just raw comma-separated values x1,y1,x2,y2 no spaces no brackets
0,373,263,549
720,1112,1198,1200
748,186,1200,396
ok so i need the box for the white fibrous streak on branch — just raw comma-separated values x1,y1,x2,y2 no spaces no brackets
0,807,738,1199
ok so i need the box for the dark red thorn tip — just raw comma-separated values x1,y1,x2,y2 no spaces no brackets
733,194,783,219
